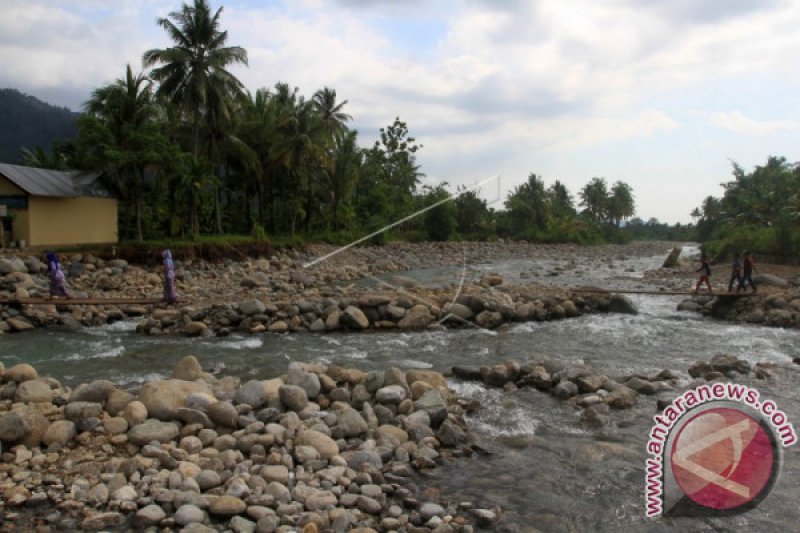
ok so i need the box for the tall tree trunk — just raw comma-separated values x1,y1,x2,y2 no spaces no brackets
214,185,223,234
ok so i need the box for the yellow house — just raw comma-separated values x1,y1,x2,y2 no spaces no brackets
0,163,118,248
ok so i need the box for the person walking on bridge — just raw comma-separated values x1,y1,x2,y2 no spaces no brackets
694,254,712,294
738,251,758,293
728,253,742,292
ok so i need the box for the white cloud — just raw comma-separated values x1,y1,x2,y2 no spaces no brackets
0,0,799,223
706,111,798,135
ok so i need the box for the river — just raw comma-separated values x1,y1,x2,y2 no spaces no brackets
3,244,799,532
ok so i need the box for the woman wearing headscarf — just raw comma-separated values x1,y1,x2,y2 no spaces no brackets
162,249,177,303
46,252,70,298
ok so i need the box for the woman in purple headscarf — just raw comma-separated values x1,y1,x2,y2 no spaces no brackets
46,252,70,298
162,249,177,303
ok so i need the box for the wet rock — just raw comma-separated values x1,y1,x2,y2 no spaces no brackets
553,380,578,399
688,360,713,378
414,390,448,427
437,419,467,447
710,353,751,374
625,377,658,395
398,305,435,329
452,366,482,381
342,306,370,329
608,294,637,314
604,386,638,409
475,310,503,329
662,246,682,268
376,384,406,404
753,273,789,287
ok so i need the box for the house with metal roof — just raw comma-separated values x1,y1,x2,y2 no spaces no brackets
0,163,117,247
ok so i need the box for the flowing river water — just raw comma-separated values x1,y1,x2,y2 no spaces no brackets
3,244,800,531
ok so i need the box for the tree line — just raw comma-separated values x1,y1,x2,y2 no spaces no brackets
692,156,800,260
21,0,642,245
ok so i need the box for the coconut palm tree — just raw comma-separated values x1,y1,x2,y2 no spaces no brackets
142,0,248,238
84,64,163,241
312,87,351,141
579,177,609,224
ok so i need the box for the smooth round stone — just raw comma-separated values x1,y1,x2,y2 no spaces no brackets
175,504,205,526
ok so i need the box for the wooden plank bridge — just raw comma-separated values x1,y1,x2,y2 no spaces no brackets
571,288,752,297
0,297,184,306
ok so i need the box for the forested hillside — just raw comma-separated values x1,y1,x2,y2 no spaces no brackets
0,88,78,163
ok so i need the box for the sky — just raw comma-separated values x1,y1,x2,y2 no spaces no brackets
1,0,798,224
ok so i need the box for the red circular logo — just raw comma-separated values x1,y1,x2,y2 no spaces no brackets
671,407,776,510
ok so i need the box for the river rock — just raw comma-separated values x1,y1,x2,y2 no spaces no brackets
128,419,180,445
0,257,26,274
210,495,247,516
171,355,204,381
437,419,467,447
208,401,239,428
605,386,638,409
608,294,637,314
175,504,206,526
296,429,339,460
82,512,125,530
139,379,211,420
375,385,406,404
240,299,267,316
710,353,751,374
451,366,482,381
42,420,77,447
475,310,503,329
15,379,53,403
5,363,38,383
70,379,117,403
286,363,321,398
279,385,308,411
625,377,658,395
342,306,370,329
662,246,682,268
553,380,578,399
0,411,30,442
337,408,368,437
398,305,434,329
235,379,281,409
414,390,448,427
135,504,167,527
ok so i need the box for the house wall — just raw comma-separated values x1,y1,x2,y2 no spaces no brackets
27,196,118,246
0,176,25,195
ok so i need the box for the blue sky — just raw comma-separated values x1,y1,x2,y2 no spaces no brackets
0,0,798,224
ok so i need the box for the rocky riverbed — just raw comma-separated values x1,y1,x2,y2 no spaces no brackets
0,357,491,532
0,241,675,337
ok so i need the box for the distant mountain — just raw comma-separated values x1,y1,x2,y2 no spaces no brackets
0,89,79,164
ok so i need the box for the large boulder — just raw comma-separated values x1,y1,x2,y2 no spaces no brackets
138,380,211,421
239,299,267,316
0,406,50,447
0,257,27,274
278,385,308,411
43,420,77,447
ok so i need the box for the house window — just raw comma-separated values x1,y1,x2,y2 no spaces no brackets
0,196,28,209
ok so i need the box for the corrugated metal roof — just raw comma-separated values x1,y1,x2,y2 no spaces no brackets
0,163,110,198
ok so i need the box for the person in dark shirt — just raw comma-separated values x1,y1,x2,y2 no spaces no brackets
728,253,742,292
694,254,712,294
738,251,758,292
